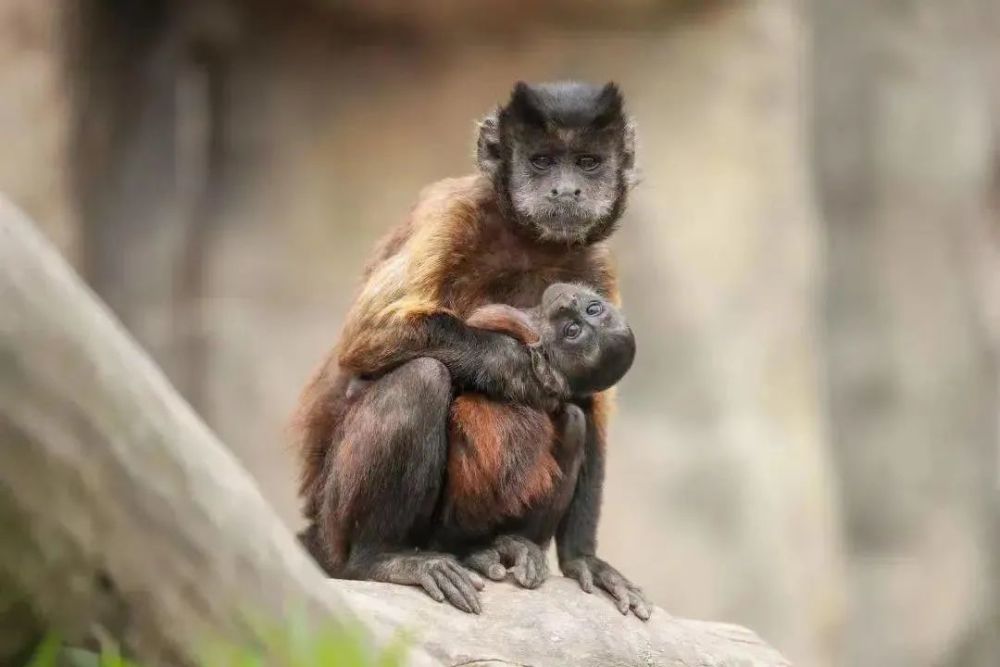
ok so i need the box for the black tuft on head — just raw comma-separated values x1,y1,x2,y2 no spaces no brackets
592,83,625,129
501,81,626,132
506,81,548,128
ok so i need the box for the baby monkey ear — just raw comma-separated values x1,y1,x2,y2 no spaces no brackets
465,304,541,346
475,108,503,180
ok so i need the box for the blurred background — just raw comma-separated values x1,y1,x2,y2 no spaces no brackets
2,1,998,665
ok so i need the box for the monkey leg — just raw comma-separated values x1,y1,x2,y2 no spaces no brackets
463,404,587,589
532,402,588,539
318,357,485,613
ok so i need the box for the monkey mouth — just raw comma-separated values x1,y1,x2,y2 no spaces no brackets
523,210,597,244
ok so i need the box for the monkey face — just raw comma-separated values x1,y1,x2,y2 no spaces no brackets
506,127,625,244
481,81,636,245
539,283,635,395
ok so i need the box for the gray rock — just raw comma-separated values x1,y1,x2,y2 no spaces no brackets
338,577,791,666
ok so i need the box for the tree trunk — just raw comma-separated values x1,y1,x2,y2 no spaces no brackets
0,198,788,665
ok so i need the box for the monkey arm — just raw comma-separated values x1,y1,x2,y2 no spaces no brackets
338,310,563,408
556,392,651,620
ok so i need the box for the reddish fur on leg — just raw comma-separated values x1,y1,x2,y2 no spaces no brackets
446,395,559,530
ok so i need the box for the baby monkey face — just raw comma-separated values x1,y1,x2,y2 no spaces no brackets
539,283,635,394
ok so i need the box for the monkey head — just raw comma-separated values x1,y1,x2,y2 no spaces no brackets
477,81,637,245
535,283,635,394
466,283,635,397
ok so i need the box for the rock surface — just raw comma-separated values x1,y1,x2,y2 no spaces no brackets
339,577,790,666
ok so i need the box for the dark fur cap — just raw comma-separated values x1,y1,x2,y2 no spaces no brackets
500,81,626,132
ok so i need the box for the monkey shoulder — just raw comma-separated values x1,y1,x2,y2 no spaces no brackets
409,174,495,236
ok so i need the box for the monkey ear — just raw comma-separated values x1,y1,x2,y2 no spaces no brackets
593,82,626,129
475,108,503,179
465,304,541,345
622,116,640,189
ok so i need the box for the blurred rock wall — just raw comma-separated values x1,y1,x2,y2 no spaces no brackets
813,1,1000,665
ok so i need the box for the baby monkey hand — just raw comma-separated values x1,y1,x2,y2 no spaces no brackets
529,344,570,410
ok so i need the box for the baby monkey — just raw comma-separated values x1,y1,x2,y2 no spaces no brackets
465,282,635,401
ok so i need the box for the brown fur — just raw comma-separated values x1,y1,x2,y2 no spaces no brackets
293,174,620,556
446,395,559,530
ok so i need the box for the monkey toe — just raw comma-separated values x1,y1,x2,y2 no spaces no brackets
464,548,507,581
432,568,481,614
631,592,652,621
512,553,548,589
561,558,594,593
418,573,446,604
465,568,486,590
511,563,532,588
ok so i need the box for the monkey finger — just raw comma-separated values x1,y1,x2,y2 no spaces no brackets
432,570,476,614
629,591,652,621
419,574,445,604
511,549,533,588
523,553,547,588
529,554,550,587
439,565,483,614
486,563,506,580
464,567,486,591
493,536,523,565
465,549,506,581
564,561,594,593
593,566,629,613
510,563,529,588
610,583,630,615
444,558,486,596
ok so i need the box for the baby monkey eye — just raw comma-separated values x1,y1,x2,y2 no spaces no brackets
585,301,604,316
576,155,602,171
563,321,582,339
530,154,554,170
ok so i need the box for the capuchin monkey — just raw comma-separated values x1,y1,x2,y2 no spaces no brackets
294,81,650,619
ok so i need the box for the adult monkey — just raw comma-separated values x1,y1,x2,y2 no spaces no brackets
294,81,649,618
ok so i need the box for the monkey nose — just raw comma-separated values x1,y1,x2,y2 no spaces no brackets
549,188,581,199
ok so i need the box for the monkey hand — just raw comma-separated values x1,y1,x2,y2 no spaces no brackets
464,534,549,589
528,344,570,410
561,555,652,620
392,553,485,614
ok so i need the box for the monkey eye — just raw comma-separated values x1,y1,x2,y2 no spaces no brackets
530,154,554,170
576,155,602,171
585,301,604,316
563,321,582,339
